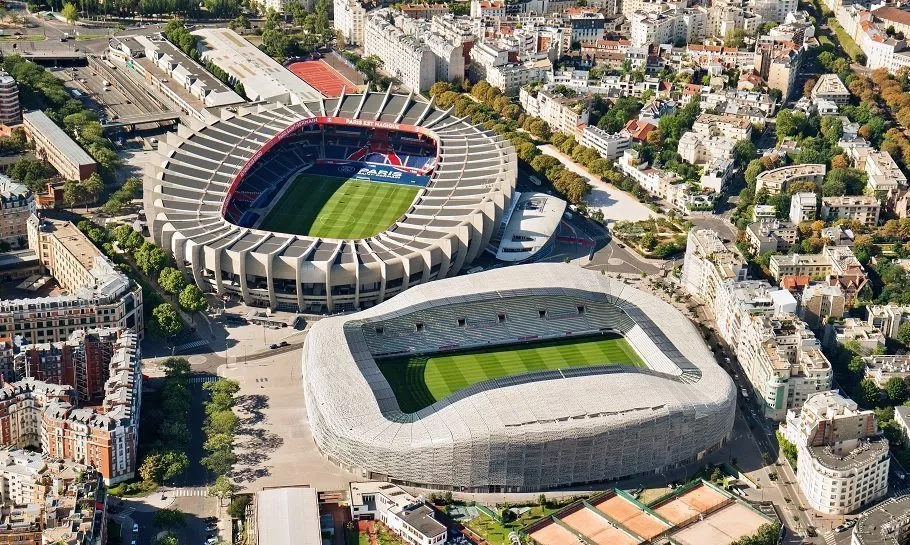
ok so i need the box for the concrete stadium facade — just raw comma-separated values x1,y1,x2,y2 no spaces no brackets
145,91,516,313
303,264,737,492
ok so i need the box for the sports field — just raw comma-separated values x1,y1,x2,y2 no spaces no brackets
258,174,419,239
378,334,644,413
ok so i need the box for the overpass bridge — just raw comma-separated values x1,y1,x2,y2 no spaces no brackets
102,111,183,130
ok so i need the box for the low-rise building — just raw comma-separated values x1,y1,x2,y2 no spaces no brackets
866,304,910,340
579,125,631,159
519,85,590,136
781,390,889,515
349,482,446,545
756,164,825,196
0,216,143,345
21,111,96,181
0,176,33,248
821,195,880,226
824,317,886,353
790,192,818,224
863,354,910,387
811,74,851,105
746,219,797,255
850,496,910,545
769,246,867,300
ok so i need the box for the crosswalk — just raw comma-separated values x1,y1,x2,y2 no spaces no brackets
168,487,209,497
174,339,210,353
823,531,837,545
188,375,219,384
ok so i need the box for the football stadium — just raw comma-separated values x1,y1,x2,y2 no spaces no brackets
303,264,737,491
145,91,516,313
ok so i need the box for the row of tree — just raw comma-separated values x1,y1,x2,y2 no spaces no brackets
101,177,142,216
201,379,241,477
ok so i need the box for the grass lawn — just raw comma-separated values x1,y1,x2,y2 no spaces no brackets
828,17,863,61
378,334,644,413
465,507,555,545
0,35,45,41
258,174,418,239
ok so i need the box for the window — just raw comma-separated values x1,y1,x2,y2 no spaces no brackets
415,323,424,332
457,318,466,327
577,305,586,314
375,327,384,335
497,313,506,323
538,310,547,318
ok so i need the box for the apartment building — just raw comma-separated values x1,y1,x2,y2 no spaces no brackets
0,72,20,127
21,111,96,182
754,37,802,102
519,85,589,136
752,0,798,23
0,329,140,485
781,391,889,515
799,282,845,330
863,354,910,388
364,11,437,93
852,496,910,545
811,74,851,104
824,318,886,353
700,89,777,117
579,125,631,159
769,246,868,305
629,8,707,48
349,482,446,545
334,0,367,45
566,10,606,43
848,147,907,196
0,177,34,248
745,219,797,255
680,229,747,305
0,216,143,345
866,304,910,340
789,191,818,224
487,57,552,95
821,195,880,226
713,280,797,355
615,148,683,200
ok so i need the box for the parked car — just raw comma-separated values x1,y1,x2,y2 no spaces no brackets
269,343,279,349
279,341,289,347
132,523,139,533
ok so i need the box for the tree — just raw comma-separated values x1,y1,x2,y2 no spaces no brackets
156,535,179,545
898,321,910,347
209,475,237,506
204,433,234,452
154,509,186,530
228,495,251,519
732,139,757,167
160,451,189,481
61,2,78,25
201,448,237,475
207,410,238,435
139,452,163,483
152,303,183,338
135,241,170,276
62,179,87,210
179,284,208,313
858,379,880,409
886,376,908,404
162,357,191,378
158,267,188,295
261,28,290,60
203,379,241,397
82,172,104,204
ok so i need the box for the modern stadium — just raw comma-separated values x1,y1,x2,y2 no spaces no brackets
145,90,516,313
303,264,736,492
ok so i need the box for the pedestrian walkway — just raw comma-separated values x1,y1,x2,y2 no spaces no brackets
169,486,209,497
174,339,210,353
823,530,837,545
188,375,219,384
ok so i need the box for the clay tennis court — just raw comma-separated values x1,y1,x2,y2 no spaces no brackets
288,60,359,97
528,519,582,545
560,507,639,545
652,484,730,525
592,495,669,540
670,502,772,545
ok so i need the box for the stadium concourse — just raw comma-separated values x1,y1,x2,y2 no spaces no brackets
145,89,517,314
303,263,736,492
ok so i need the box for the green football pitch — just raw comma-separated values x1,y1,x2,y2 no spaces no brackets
377,334,645,413
258,174,419,239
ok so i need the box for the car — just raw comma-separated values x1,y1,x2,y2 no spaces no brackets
269,343,279,349
204,517,218,523
133,523,139,533
205,538,218,545
835,524,848,533
844,520,857,529
279,341,289,347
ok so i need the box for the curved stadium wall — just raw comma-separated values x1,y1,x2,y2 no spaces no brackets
145,91,516,313
303,264,737,492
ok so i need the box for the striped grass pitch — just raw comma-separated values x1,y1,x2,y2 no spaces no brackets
259,174,419,239
378,334,645,413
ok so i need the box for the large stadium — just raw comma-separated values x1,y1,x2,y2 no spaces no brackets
303,264,736,492
145,91,516,313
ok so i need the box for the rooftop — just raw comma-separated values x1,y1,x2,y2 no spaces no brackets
852,496,910,545
812,74,850,97
22,111,95,167
808,435,889,471
256,487,322,545
397,504,446,539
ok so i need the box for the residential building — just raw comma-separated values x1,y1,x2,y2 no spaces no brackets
680,229,747,305
691,112,753,140
0,72,20,127
811,74,851,105
0,177,34,248
849,147,907,196
567,10,606,43
753,204,777,221
753,0,799,23
700,89,777,117
487,57,551,95
399,3,449,19
821,195,880,226
615,148,681,199
519,85,590,136
0,328,140,484
0,448,106,544
21,111,96,181
851,496,910,545
824,318,886,353
896,406,910,444
866,304,910,340
789,191,818,224
621,119,657,142
334,0,367,46
769,246,868,307
799,283,845,330
863,354,910,387
781,391,889,515
579,125,631,159
745,219,797,255
0,216,143,345
349,482,447,545
470,0,505,18
754,37,803,101
364,10,438,93
630,8,707,48
755,164,820,196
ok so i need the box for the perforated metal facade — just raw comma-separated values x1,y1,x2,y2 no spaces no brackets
303,264,736,491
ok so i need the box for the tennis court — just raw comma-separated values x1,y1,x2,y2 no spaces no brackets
670,502,771,545
289,60,360,97
592,494,669,540
651,484,730,525
560,507,638,545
